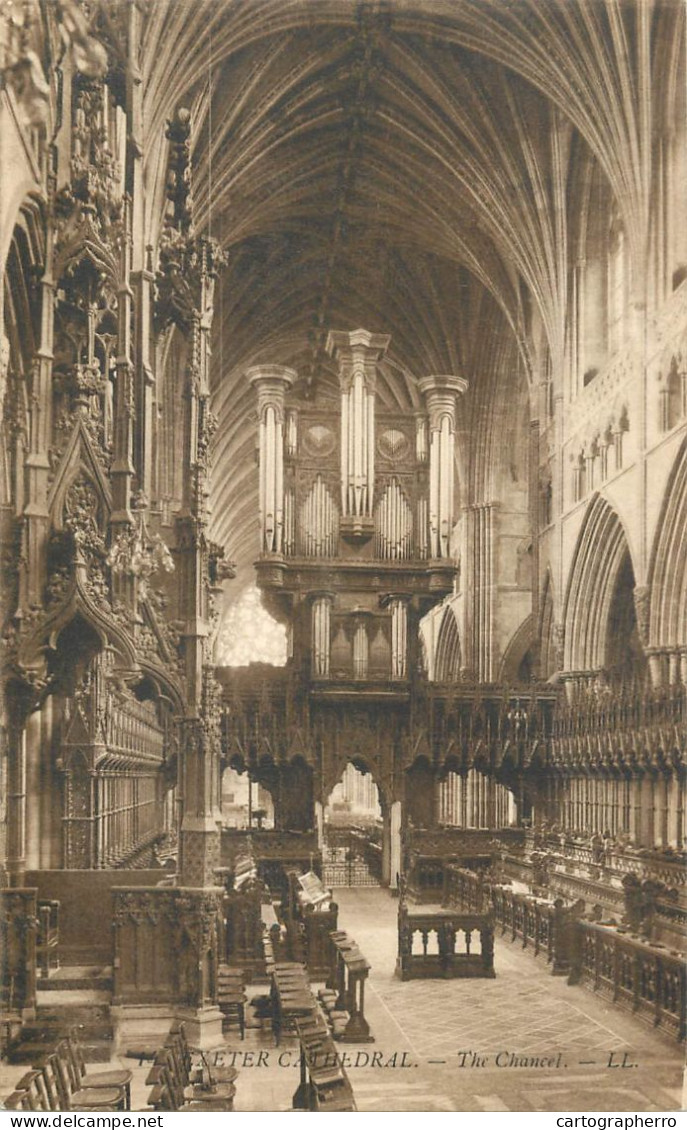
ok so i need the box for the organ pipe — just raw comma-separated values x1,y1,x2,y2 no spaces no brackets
327,328,390,521
286,410,298,457
376,479,413,559
299,475,338,556
284,488,295,555
353,617,369,679
415,413,428,463
312,594,333,677
419,375,468,559
417,497,428,559
390,597,408,679
248,365,296,554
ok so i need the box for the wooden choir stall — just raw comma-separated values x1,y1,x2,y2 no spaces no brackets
284,870,338,978
268,962,357,1111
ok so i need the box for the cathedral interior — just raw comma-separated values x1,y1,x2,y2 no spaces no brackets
0,0,686,1115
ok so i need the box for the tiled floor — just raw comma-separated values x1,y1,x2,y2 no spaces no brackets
332,888,685,1113
2,887,684,1113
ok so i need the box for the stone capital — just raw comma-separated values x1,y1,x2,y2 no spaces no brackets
419,374,468,430
247,364,297,420
309,589,336,605
326,328,390,391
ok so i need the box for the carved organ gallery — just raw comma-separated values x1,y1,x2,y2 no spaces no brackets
0,0,685,1115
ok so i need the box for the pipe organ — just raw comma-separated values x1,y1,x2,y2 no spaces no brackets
328,328,388,532
419,375,468,559
248,366,297,556
252,330,467,686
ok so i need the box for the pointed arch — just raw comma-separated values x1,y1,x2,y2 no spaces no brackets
563,494,636,673
539,570,558,679
434,605,462,682
405,755,435,828
278,755,313,832
325,759,381,817
648,436,687,649
499,613,536,683
48,420,112,527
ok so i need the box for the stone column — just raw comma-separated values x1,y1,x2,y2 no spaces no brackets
380,799,391,886
7,721,27,884
666,773,678,848
179,707,222,888
132,248,157,498
248,365,296,555
487,776,496,829
418,375,468,559
638,776,654,847
434,777,443,825
657,774,670,847
389,596,409,680
176,241,227,929
460,774,468,827
24,706,43,871
390,800,402,891
111,198,135,532
678,772,686,849
468,502,498,681
314,801,324,850
23,219,55,609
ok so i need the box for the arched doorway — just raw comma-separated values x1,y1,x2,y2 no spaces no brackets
322,762,382,886
220,765,274,830
564,494,646,683
605,550,647,684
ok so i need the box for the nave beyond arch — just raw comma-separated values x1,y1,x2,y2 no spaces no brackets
1,0,686,1114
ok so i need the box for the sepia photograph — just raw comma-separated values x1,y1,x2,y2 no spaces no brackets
0,0,685,1117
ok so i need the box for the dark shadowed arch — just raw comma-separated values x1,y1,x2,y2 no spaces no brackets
648,436,687,649
564,494,640,676
434,606,462,682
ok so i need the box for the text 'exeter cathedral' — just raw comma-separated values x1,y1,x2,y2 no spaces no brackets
0,0,685,1116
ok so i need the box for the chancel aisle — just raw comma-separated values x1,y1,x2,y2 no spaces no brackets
1,0,686,1115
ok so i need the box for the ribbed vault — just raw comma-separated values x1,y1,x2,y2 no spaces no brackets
136,0,683,587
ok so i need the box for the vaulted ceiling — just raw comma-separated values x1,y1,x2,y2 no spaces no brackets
139,0,683,587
